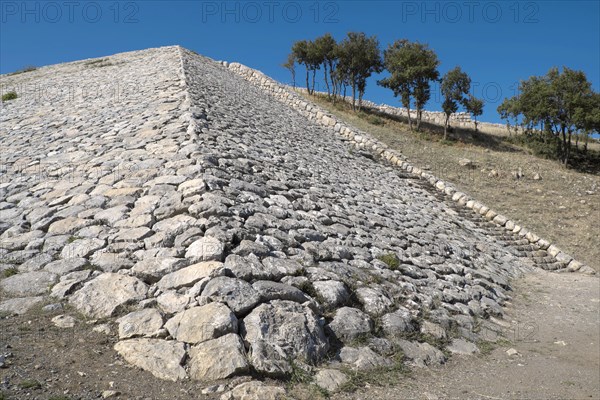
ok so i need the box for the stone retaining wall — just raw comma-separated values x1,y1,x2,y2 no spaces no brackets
293,87,516,136
226,61,592,275
295,89,473,125
371,101,516,136
373,102,511,135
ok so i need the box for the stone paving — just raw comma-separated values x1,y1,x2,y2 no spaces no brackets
0,46,585,394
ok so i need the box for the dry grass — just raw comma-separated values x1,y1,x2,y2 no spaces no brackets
305,93,600,271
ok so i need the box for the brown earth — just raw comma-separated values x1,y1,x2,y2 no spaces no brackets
0,301,280,400
331,269,600,400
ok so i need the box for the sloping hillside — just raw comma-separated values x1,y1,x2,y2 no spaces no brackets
0,47,594,399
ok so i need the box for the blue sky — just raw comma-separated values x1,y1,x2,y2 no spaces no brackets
1,0,598,124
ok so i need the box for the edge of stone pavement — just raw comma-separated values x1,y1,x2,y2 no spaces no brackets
187,52,595,276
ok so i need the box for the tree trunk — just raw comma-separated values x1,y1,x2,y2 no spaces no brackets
323,64,330,98
311,69,316,95
329,62,337,99
404,101,412,131
584,131,589,153
358,90,364,111
351,83,356,111
561,125,568,165
306,69,310,95
444,115,450,140
565,130,572,166
416,108,422,131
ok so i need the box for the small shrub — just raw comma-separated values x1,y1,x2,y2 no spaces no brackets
292,267,307,276
505,133,559,160
19,379,41,389
85,58,105,65
288,360,312,385
348,332,372,348
2,91,17,101
367,115,384,126
2,267,18,278
377,253,400,270
297,280,335,312
439,138,455,146
477,340,497,356
297,280,316,297
7,66,36,76
83,263,101,272
339,352,409,392
365,273,385,285
477,338,512,356
85,58,112,68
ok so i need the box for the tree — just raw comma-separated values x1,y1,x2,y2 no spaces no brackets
292,40,310,94
465,95,484,132
498,96,522,137
378,39,440,131
441,67,471,139
337,32,382,110
414,78,431,131
334,43,352,101
305,40,323,95
574,90,600,153
334,54,352,101
314,33,338,98
282,53,296,88
497,67,597,165
291,40,321,95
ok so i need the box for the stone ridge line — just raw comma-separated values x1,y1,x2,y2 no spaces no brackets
219,58,593,275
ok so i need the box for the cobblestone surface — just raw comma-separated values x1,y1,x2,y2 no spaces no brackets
0,46,572,392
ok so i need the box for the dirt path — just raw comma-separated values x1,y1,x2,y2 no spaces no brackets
334,269,600,400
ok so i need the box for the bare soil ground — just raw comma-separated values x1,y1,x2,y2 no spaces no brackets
331,269,600,400
0,302,232,400
307,94,600,272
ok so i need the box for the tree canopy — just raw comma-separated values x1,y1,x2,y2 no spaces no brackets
336,32,382,110
440,66,472,139
313,33,338,98
498,67,599,165
465,95,484,132
282,52,296,88
378,39,440,131
285,35,596,168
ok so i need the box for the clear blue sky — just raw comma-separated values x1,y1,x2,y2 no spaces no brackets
1,0,598,124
